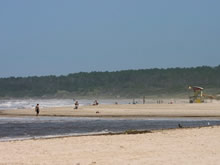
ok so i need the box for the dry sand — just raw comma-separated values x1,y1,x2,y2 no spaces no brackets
0,126,220,165
1,102,220,118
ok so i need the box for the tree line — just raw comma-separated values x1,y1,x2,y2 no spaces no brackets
0,65,220,98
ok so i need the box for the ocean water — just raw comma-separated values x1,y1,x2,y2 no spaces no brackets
0,98,190,110
0,99,130,110
1,116,220,141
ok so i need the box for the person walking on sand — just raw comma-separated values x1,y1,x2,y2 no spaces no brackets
35,104,40,116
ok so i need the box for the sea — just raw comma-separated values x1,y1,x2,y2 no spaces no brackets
0,99,220,141
0,98,123,110
0,98,189,110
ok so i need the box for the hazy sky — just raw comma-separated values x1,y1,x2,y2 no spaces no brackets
0,0,220,77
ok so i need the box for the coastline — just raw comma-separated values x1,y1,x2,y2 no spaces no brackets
1,103,220,164
1,103,220,118
1,126,220,165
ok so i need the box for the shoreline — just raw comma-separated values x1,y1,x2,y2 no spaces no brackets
0,125,215,143
1,103,220,118
1,125,220,165
1,103,220,164
1,113,220,119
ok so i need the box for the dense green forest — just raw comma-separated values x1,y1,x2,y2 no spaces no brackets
0,66,220,98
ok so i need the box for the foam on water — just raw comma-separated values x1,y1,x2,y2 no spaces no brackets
0,99,75,110
0,99,132,110
0,98,194,110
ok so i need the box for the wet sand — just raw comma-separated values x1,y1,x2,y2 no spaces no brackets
1,103,220,118
0,126,220,165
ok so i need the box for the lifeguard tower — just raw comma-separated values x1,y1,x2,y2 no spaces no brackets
188,86,204,103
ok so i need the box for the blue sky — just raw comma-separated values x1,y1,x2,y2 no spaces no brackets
0,0,220,77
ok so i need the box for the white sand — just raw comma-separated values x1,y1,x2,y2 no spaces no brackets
0,126,220,165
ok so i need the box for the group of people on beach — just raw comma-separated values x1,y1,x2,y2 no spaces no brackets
73,100,99,109
34,99,100,116
74,101,79,109
93,100,99,106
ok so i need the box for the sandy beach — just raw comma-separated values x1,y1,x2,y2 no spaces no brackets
0,126,219,165
1,102,220,118
1,103,220,164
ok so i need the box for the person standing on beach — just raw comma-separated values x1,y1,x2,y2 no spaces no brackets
35,104,40,116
